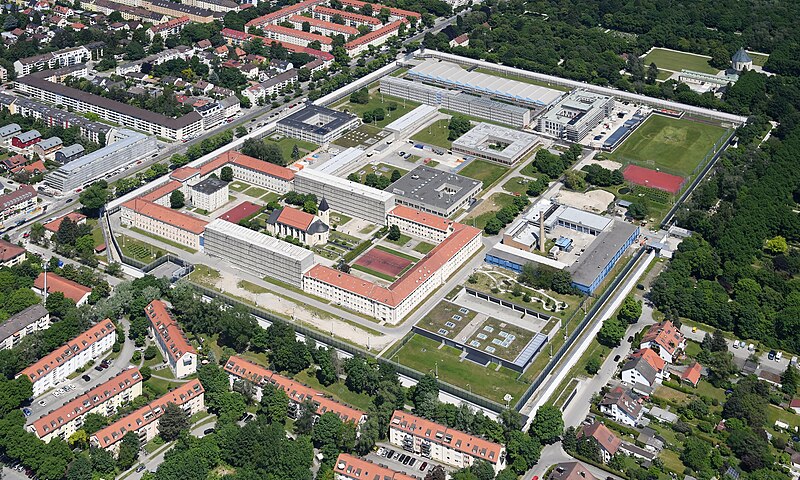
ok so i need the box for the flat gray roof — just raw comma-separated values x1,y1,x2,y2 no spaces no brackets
205,219,315,261
277,104,357,136
452,122,541,162
540,90,612,127
0,304,47,343
57,130,146,173
384,104,437,133
387,165,481,210
409,59,563,107
569,220,638,287
192,176,228,195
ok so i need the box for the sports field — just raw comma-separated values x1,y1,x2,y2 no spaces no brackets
354,247,412,277
610,114,727,177
643,48,717,74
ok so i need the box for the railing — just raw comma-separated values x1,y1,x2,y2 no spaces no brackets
513,247,646,410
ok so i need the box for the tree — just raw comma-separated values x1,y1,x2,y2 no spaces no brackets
241,139,285,166
170,190,185,209
66,455,92,480
316,349,337,386
617,296,642,324
349,87,370,104
387,225,401,241
598,317,625,347
295,398,316,434
530,405,563,444
291,144,301,160
117,432,140,470
783,364,799,395
586,356,601,374
447,115,471,140
765,235,789,254
627,201,649,220
303,200,318,215
220,166,233,182
91,448,116,476
681,436,712,473
78,182,110,216
425,466,447,480
484,217,503,235
82,413,108,434
390,169,402,182
158,403,189,441
311,411,342,448
563,170,586,191
646,62,659,84
260,382,289,424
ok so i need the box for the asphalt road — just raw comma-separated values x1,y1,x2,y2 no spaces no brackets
24,317,135,422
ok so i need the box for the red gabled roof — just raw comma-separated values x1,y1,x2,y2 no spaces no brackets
334,454,416,480
92,380,204,449
313,6,381,25
289,15,359,36
681,362,702,386
121,198,207,235
19,320,114,382
43,212,86,233
33,272,92,303
32,368,142,438
199,150,295,181
389,205,452,232
0,239,25,262
169,166,200,181
245,0,326,27
339,0,421,18
630,348,666,373
263,24,333,44
275,206,314,231
221,28,335,61
304,223,480,307
139,180,182,202
580,423,621,455
144,300,196,363
390,411,503,463
641,320,684,356
345,19,406,49
224,356,365,423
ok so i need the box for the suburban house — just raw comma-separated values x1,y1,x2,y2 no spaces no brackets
599,386,643,427
579,423,620,464
639,320,686,363
621,348,667,389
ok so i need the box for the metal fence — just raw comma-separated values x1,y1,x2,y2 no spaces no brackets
190,283,508,414
513,247,646,410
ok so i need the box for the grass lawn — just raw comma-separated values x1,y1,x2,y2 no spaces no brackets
229,181,250,192
294,370,374,412
473,67,572,92
459,160,509,189
238,279,270,294
749,51,769,66
188,264,221,288
144,376,179,396
334,94,420,128
609,114,727,177
242,186,268,198
86,218,105,248
266,135,318,159
660,449,686,474
330,212,352,226
463,192,516,230
116,234,164,262
384,233,412,247
374,245,419,262
694,380,726,403
333,124,384,148
261,191,280,203
411,119,452,149
352,263,396,282
129,227,197,253
643,48,717,74
355,162,407,183
502,177,531,195
654,385,691,405
417,301,477,339
389,334,529,404
413,242,435,254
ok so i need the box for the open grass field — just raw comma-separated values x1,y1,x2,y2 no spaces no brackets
333,124,384,148
610,114,727,177
243,186,268,198
228,181,250,192
413,241,435,254
334,94,420,128
464,192,516,230
294,370,374,412
390,334,529,403
411,119,452,149
643,48,717,74
459,159,509,189
266,135,318,160
749,51,769,67
116,234,164,262
502,177,531,195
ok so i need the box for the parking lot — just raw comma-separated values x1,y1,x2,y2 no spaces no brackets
366,443,448,478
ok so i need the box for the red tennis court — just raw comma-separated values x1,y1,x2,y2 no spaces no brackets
623,165,685,194
354,248,412,277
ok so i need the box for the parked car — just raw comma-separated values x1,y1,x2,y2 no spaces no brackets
420,462,427,471
613,355,621,362
203,428,216,435
81,374,91,382
94,365,103,371
136,465,146,473
768,350,776,360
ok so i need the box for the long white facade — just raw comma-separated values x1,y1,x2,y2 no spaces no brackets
294,168,395,226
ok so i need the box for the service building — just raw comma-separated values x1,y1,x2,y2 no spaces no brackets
452,122,541,165
537,90,614,142
276,104,359,145
387,165,481,218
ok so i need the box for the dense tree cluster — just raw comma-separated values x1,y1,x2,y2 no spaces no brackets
517,262,575,295
484,195,530,235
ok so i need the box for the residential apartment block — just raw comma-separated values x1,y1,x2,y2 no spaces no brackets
599,386,643,427
288,15,359,37
0,185,37,221
91,380,205,454
18,320,116,397
145,300,197,379
14,46,90,77
0,238,26,267
262,24,333,51
312,7,381,30
334,454,415,480
224,356,365,424
389,411,505,474
0,304,49,351
30,368,143,443
147,15,190,39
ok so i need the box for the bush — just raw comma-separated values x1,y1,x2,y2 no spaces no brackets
144,345,158,360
